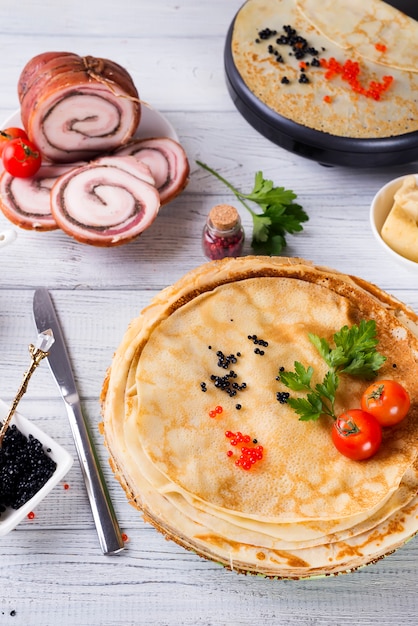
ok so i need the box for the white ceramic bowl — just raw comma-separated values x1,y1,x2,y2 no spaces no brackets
370,173,418,273
0,399,73,535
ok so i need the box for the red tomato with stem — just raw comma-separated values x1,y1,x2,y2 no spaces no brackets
0,127,28,156
332,409,382,461
2,137,42,178
361,380,410,427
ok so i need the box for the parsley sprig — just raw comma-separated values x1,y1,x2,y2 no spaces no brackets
280,320,386,421
196,161,309,255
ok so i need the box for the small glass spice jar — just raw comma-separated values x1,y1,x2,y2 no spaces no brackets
202,204,245,261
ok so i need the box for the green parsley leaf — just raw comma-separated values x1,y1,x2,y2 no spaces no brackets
196,161,309,255
288,394,324,422
280,320,386,421
251,214,272,243
280,363,314,391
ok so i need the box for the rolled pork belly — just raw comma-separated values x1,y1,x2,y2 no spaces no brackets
0,163,82,231
113,137,190,205
50,155,160,246
18,52,141,163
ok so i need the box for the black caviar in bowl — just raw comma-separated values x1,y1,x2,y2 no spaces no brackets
0,422,57,513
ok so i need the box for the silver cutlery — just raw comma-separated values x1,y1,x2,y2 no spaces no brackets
33,288,124,555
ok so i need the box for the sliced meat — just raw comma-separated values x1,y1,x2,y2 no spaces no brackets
113,137,190,205
18,52,141,163
0,163,82,231
50,155,160,246
92,155,155,187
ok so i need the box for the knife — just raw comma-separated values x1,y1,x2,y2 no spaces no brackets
33,288,124,555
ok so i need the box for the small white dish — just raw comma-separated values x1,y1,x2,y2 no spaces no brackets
0,399,73,535
370,173,418,273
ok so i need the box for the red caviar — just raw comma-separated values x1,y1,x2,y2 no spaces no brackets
323,95,332,103
63,483,70,490
209,405,223,418
320,56,393,100
27,511,35,520
235,445,264,470
225,430,264,470
375,43,387,52
122,533,129,543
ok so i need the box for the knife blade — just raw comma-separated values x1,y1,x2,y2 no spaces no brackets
33,288,124,555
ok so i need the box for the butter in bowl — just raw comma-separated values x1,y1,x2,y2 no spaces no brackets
0,400,73,535
370,174,418,271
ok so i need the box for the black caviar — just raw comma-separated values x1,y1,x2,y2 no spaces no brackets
255,23,322,85
247,334,268,347
210,372,247,397
216,350,238,369
201,349,248,399
0,423,57,512
248,334,268,356
276,391,290,404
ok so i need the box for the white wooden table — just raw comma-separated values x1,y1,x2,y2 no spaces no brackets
1,1,418,624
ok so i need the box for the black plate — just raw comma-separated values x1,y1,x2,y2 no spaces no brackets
224,2,418,167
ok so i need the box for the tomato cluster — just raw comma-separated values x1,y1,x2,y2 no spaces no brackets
332,380,410,461
0,127,42,177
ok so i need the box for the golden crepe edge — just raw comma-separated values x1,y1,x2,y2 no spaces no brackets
100,256,418,579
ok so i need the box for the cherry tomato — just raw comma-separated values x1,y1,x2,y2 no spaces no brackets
2,137,42,178
361,379,410,427
332,409,382,461
0,127,28,156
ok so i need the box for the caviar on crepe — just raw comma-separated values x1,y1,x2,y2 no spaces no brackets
225,430,264,470
254,23,394,100
320,57,393,100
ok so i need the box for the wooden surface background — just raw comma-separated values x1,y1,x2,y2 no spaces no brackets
0,1,418,624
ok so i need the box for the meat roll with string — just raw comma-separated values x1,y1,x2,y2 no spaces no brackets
18,52,141,163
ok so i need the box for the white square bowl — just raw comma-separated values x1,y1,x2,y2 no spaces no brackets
0,399,73,535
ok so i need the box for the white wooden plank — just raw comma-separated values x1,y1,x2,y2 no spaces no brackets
2,0,244,37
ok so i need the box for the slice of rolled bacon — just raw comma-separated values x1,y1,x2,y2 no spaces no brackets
18,52,141,163
50,155,160,247
0,163,82,231
113,137,190,205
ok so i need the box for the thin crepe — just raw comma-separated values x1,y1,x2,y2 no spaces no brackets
296,0,418,72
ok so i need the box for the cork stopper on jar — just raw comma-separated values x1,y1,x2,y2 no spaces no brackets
209,204,239,231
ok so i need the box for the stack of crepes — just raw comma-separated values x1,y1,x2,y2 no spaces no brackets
101,257,418,579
